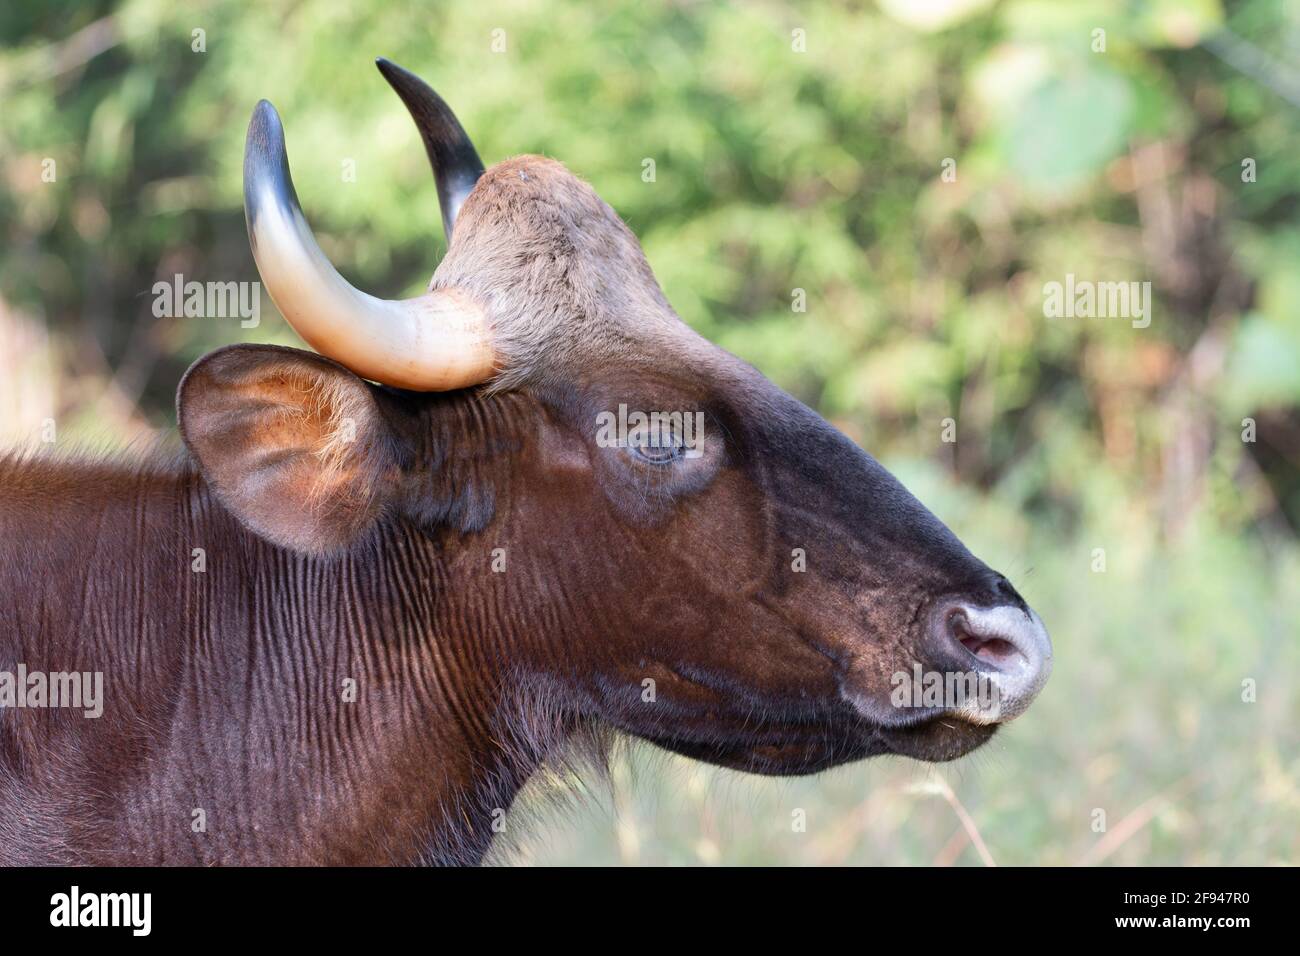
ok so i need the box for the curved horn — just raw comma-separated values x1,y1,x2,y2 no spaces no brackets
243,99,494,391
376,58,484,242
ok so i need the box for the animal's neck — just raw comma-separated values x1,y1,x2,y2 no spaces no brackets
0,436,586,865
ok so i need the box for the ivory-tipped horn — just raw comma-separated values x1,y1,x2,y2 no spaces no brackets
375,57,484,242
242,99,494,391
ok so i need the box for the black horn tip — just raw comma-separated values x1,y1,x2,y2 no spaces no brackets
373,58,485,243
245,99,288,165
374,57,430,108
243,99,299,231
248,99,281,140
374,56,475,153
374,57,431,99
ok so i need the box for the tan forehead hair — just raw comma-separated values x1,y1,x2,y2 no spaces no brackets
431,155,710,392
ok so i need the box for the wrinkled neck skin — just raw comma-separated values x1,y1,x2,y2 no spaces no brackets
0,391,606,866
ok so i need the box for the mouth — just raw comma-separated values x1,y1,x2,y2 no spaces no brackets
835,684,1000,762
633,596,1053,775
831,598,1053,756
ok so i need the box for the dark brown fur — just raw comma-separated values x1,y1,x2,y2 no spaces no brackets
0,154,1023,865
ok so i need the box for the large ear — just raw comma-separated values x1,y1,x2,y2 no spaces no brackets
178,344,404,555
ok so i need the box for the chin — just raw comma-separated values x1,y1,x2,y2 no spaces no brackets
643,708,996,776
647,712,993,780
877,715,998,761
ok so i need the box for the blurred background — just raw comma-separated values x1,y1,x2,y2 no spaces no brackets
1,0,1297,865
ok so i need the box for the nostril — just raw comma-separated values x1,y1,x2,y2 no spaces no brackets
936,602,1053,723
958,633,1022,667
949,610,1026,669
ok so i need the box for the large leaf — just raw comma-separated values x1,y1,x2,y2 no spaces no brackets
1006,67,1135,191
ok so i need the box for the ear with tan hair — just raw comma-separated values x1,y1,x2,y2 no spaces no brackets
178,344,405,555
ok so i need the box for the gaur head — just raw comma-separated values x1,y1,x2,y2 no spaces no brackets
178,60,1052,776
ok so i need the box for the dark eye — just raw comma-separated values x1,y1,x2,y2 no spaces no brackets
627,424,686,465
631,444,683,465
